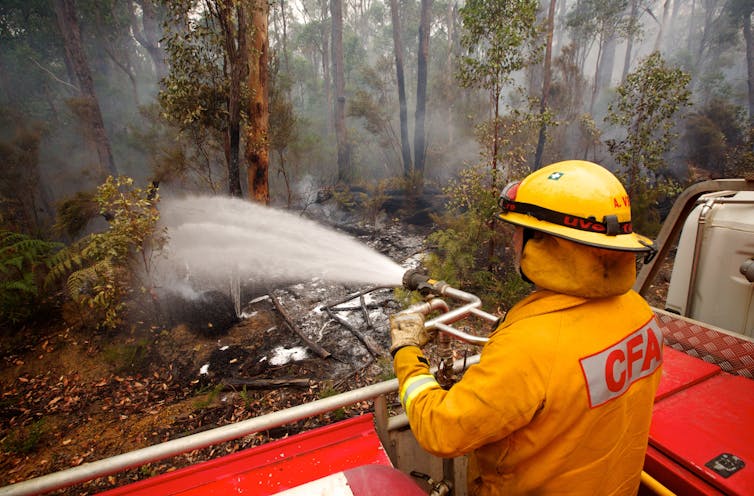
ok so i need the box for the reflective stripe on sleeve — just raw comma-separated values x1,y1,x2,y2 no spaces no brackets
400,374,440,412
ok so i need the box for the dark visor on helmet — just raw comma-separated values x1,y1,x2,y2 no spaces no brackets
498,181,632,236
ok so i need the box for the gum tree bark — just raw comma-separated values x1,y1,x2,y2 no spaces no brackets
247,0,270,203
53,0,117,178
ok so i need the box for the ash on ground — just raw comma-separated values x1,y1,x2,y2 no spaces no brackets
192,220,430,387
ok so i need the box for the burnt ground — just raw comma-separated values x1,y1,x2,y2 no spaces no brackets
0,218,433,495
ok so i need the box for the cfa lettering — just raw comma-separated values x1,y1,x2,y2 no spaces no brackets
579,319,663,408
605,329,662,392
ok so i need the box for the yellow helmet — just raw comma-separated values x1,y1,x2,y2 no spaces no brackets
498,160,655,253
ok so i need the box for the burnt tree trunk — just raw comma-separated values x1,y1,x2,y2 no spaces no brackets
215,0,248,197
390,0,412,176
53,0,117,178
414,0,432,180
331,0,350,183
247,0,270,204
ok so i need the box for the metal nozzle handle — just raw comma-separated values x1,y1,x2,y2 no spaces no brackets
400,269,497,345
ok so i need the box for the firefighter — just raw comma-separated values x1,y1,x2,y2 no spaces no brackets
390,160,663,495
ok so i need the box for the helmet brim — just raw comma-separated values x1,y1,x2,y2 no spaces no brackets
498,211,655,252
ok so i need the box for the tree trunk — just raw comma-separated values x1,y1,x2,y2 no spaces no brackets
492,85,501,188
320,0,331,128
534,0,557,170
744,9,754,132
414,0,432,179
622,0,640,83
596,36,616,98
280,0,289,74
216,1,247,197
445,1,458,148
132,0,167,80
246,0,270,204
53,0,117,178
389,0,412,176
653,0,672,53
331,0,350,183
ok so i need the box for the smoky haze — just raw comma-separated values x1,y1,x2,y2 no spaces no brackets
0,0,751,235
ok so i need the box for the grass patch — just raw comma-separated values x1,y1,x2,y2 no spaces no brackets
102,339,150,373
193,383,224,409
2,418,46,455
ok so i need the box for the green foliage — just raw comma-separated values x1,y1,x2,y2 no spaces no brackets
457,0,540,90
351,179,391,225
566,0,634,56
424,165,531,311
103,339,150,373
457,2,539,191
54,191,99,239
318,381,346,420
348,57,402,173
159,0,247,193
473,105,540,184
133,104,225,193
194,383,225,409
0,118,47,235
0,230,62,326
683,98,748,178
160,0,230,130
1,418,45,455
46,176,164,331
605,52,691,235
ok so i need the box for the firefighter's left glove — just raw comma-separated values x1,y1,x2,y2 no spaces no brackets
390,312,428,357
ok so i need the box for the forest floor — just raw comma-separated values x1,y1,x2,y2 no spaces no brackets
0,217,433,495
0,214,673,495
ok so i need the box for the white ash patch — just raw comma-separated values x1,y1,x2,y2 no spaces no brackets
269,346,309,366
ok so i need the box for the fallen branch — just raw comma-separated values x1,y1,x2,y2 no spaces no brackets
325,286,391,308
324,306,384,357
359,294,372,330
269,293,331,359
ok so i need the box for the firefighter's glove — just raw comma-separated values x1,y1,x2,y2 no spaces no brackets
390,312,429,357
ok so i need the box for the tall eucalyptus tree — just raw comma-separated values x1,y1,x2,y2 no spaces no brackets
53,0,117,177
457,0,539,187
331,0,351,183
389,0,412,176
414,0,432,179
247,0,270,203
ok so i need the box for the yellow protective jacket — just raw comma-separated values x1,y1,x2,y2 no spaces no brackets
394,288,663,495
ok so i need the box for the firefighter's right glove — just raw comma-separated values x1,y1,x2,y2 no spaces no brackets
390,312,428,357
